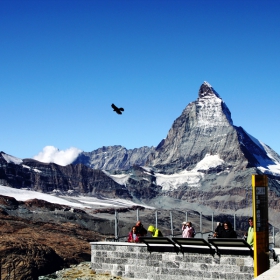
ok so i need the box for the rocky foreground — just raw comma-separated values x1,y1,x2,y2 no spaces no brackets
0,195,109,280
39,262,124,279
1,192,278,279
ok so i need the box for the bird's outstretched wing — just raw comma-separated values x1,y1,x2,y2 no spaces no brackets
111,103,124,114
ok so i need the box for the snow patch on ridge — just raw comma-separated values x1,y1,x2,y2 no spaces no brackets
102,170,130,185
2,153,22,164
203,81,212,88
193,154,224,171
155,154,224,191
0,185,85,208
245,131,280,176
0,184,154,209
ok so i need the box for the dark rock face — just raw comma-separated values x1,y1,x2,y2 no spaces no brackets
73,145,155,171
125,165,161,200
0,154,131,199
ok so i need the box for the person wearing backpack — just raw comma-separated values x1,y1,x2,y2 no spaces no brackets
147,225,163,237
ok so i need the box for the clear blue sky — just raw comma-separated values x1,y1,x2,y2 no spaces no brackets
1,0,280,159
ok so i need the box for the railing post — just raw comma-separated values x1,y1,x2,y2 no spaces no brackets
234,214,236,231
155,210,158,229
115,209,118,241
136,208,139,221
186,211,188,222
170,211,174,237
273,226,275,247
212,212,214,232
200,212,202,238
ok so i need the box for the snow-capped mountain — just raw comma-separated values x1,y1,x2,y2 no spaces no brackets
146,82,280,176
1,82,280,217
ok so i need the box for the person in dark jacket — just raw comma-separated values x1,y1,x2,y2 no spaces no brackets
219,221,237,238
135,220,147,237
213,222,224,238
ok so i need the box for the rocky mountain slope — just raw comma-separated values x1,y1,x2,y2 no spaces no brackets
73,145,155,171
0,154,132,198
0,195,107,280
2,81,280,279
1,82,280,218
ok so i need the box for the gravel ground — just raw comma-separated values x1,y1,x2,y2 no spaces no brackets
39,262,125,280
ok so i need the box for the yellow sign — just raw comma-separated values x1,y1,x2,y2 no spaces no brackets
252,175,269,277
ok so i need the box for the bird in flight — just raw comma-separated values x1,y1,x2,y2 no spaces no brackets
111,103,124,115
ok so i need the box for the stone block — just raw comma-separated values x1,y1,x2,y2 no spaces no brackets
111,270,123,277
211,271,220,279
191,269,204,278
96,251,107,257
202,271,212,278
91,262,102,269
126,258,147,266
134,272,148,279
147,260,160,267
92,256,105,263
107,251,119,258
217,272,227,279
207,264,222,272
110,257,128,264
174,255,184,262
236,258,245,266
162,253,177,262
136,265,153,274
118,252,137,258
243,257,254,267
124,271,135,278
95,245,116,251
137,253,150,259
101,263,114,270
240,266,254,273
224,272,238,279
200,263,208,271
113,264,125,271
239,273,254,280
165,261,180,268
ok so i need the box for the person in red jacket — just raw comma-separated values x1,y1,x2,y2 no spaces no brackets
127,226,140,243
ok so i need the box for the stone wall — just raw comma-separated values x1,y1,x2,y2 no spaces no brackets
90,242,254,280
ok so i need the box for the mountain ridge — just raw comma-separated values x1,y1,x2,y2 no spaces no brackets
1,82,280,217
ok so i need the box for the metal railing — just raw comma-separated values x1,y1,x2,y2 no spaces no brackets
106,209,278,247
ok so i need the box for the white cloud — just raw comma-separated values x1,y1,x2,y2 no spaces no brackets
33,146,82,166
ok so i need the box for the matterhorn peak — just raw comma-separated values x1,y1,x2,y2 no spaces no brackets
199,81,221,99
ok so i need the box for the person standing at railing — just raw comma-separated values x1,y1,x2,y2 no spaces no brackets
135,220,147,237
213,222,224,238
218,221,237,238
181,221,187,234
147,225,163,237
246,217,254,246
182,222,195,238
127,226,140,243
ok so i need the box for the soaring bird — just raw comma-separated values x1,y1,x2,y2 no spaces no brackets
111,103,124,115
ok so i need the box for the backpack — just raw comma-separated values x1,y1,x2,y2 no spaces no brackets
156,229,163,237
192,227,196,237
